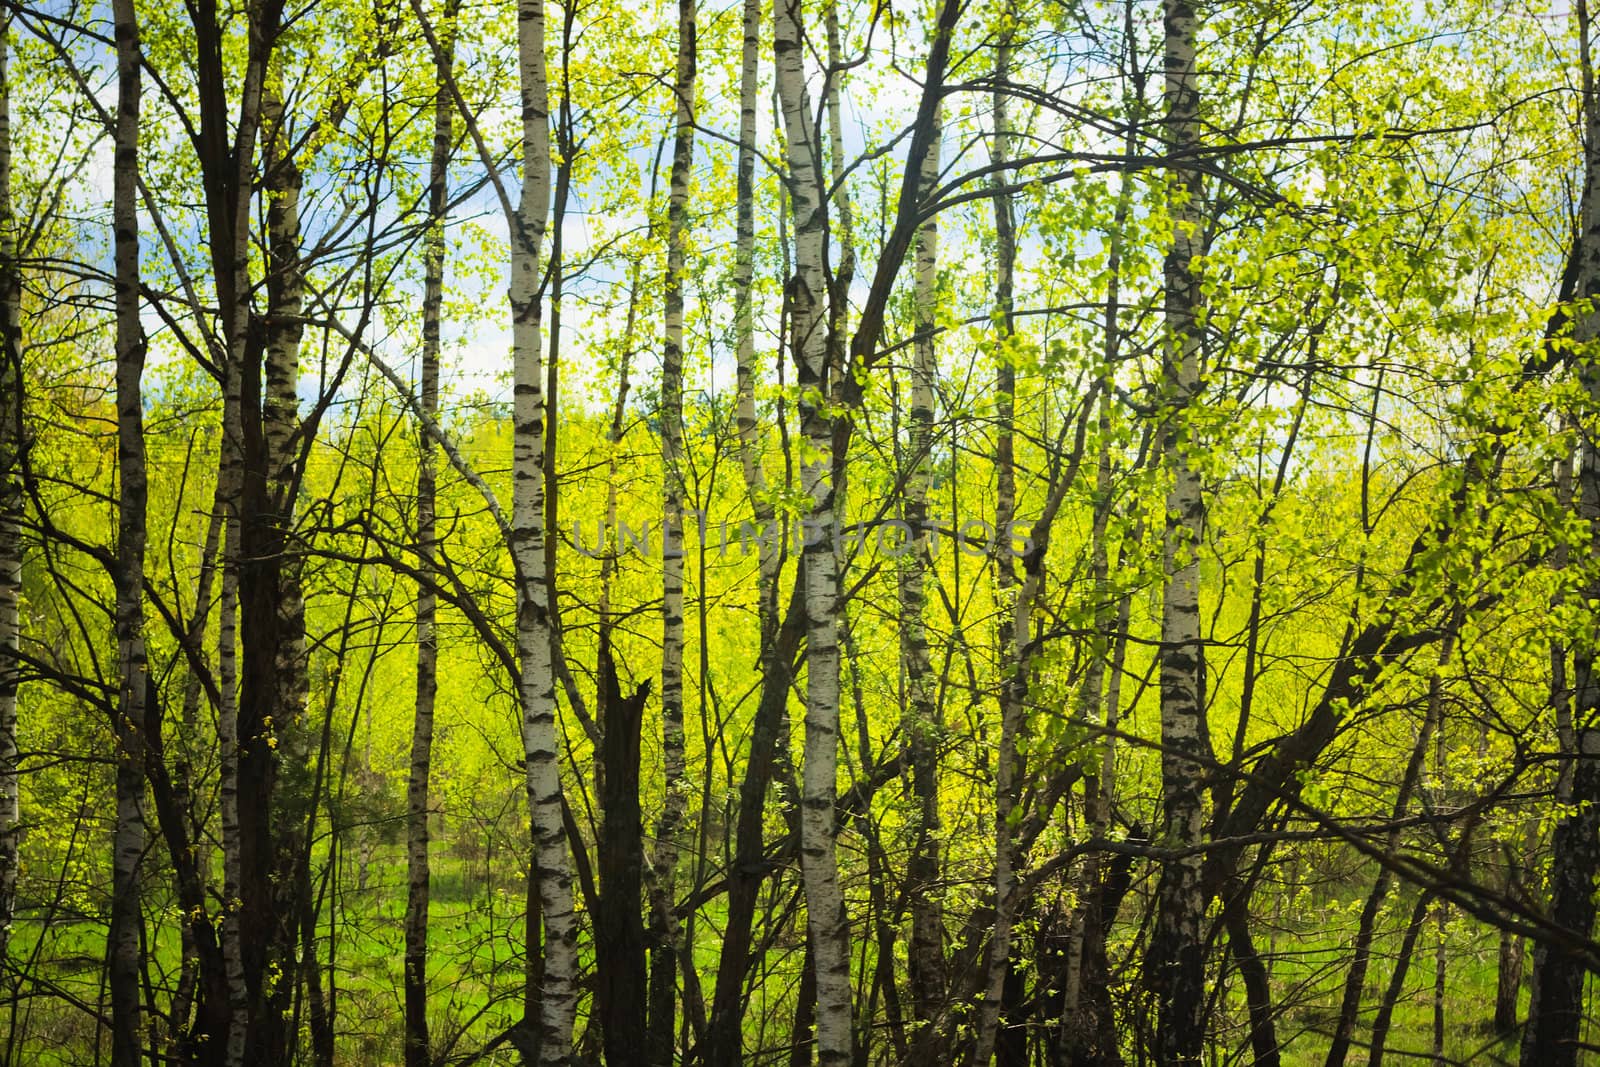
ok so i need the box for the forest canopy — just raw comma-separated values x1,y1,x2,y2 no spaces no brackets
0,0,1597,1065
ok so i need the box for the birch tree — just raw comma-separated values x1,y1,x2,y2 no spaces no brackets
901,95,945,1055
774,0,851,1059
703,0,792,1053
405,7,457,1064
107,1,147,1061
1149,1,1211,1061
194,2,280,1058
2,2,1597,1064
509,0,579,1058
0,13,21,978
649,0,695,1055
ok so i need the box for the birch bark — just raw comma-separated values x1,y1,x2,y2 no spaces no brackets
255,70,317,1063
774,0,850,1060
406,7,456,1064
703,5,786,1046
216,304,251,1067
902,99,945,1046
1150,1,1211,1061
0,13,22,979
510,0,577,1059
972,32,1018,1065
648,1,695,1056
109,2,148,1060
194,1,274,1056
733,0,777,642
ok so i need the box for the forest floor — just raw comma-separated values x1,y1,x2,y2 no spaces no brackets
0,849,1541,1065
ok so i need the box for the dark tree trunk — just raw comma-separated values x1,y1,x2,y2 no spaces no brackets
1367,890,1432,1067
1494,929,1523,1033
1520,749,1600,1067
1326,650,1449,1067
791,939,818,1067
996,959,1027,1067
1224,890,1280,1067
1522,4,1600,1049
705,593,807,1065
595,640,651,1067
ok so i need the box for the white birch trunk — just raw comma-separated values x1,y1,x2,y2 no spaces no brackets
1152,1,1210,1061
824,2,855,299
511,1,577,1060
0,14,23,973
217,339,250,1067
406,9,455,1064
733,0,779,640
775,0,850,1060
974,548,1041,1067
259,75,321,1059
262,78,309,774
901,99,945,1040
973,33,1018,1064
208,10,269,1061
649,0,696,1054
109,3,148,1061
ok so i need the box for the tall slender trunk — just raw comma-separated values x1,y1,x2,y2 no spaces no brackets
1150,0,1210,1061
1224,885,1280,1067
510,0,575,1059
194,1,279,1057
405,9,456,1064
0,14,21,981
543,2,572,740
823,0,855,363
587,282,635,1032
1494,925,1524,1033
1062,118,1135,1053
960,27,1099,1067
1368,890,1433,1067
1521,441,1573,1055
972,535,1028,1067
989,28,1016,594
1058,583,1136,1065
1431,902,1446,1066
822,54,858,1057
170,496,223,1053
109,2,148,1061
901,96,944,1046
792,939,819,1067
775,0,849,1061
970,423,1104,1064
732,0,777,649
649,2,696,1058
1522,5,1600,1063
217,314,251,1067
972,32,1017,1067
597,264,640,634
253,68,315,1063
1062,427,1115,1037
596,640,650,1067
702,0,784,1049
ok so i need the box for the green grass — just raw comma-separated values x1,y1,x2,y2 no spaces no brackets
0,850,1564,1065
